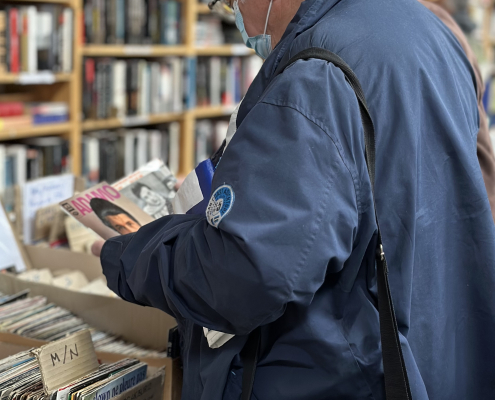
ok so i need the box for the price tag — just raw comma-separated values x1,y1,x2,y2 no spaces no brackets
123,46,152,56
32,330,99,394
120,115,150,127
18,72,56,85
230,44,252,56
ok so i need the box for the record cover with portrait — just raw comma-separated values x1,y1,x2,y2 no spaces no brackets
112,159,177,219
59,182,154,240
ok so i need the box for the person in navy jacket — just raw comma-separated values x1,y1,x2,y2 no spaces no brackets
94,0,495,398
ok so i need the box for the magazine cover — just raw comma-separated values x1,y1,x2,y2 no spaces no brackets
59,182,154,240
113,159,177,219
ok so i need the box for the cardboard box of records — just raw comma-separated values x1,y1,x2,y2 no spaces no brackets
0,329,181,400
0,160,182,398
0,210,181,398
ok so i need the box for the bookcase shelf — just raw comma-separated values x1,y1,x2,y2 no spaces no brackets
195,45,255,56
193,105,237,119
0,72,72,84
0,0,261,177
7,0,73,4
82,45,190,57
0,122,71,141
81,113,184,131
197,3,211,14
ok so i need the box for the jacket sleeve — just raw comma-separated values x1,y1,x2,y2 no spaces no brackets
101,97,360,336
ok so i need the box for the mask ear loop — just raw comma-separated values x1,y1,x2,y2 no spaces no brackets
263,0,274,55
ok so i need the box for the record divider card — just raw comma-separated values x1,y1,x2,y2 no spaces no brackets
31,330,99,394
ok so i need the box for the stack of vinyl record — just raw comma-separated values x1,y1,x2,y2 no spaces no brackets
0,290,167,358
0,352,147,400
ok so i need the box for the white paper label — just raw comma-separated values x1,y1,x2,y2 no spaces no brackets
18,72,56,85
123,46,152,56
230,44,252,56
120,115,150,127
23,174,75,245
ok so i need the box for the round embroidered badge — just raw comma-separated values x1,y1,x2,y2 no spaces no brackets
206,185,235,228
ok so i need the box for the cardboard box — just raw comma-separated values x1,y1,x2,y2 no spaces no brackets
0,246,177,351
0,332,181,400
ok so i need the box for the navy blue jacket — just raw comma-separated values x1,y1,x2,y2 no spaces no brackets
101,0,495,398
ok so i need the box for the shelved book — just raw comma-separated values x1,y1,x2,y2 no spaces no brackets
195,118,228,164
0,137,70,211
196,55,262,107
82,124,180,185
0,5,73,73
0,291,167,358
82,57,195,120
0,102,69,129
196,15,242,46
83,0,182,45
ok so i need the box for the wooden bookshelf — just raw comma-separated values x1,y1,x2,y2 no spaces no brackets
197,3,211,14
81,113,184,131
193,105,237,119
196,45,255,56
8,0,73,4
0,72,72,84
0,122,71,141
82,45,189,57
0,0,259,176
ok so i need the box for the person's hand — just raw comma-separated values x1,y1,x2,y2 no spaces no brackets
91,240,105,257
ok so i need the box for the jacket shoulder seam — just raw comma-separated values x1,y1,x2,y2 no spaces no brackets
260,98,363,214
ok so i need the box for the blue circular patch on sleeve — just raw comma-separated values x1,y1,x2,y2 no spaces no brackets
206,185,235,228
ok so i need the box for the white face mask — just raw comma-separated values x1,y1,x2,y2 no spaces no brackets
233,0,274,59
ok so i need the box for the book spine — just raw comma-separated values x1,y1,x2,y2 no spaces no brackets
0,11,6,73
62,8,73,72
27,6,37,72
32,114,68,125
0,102,23,117
19,7,26,72
115,0,125,44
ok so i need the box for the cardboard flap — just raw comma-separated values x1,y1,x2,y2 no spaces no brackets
32,330,99,394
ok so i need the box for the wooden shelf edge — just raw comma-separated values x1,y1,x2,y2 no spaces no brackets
195,45,255,56
82,45,189,57
0,72,72,85
0,122,72,141
5,0,73,4
81,113,185,131
197,3,211,14
193,105,237,119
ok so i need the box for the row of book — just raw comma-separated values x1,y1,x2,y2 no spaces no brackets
196,15,242,46
0,137,70,211
0,102,69,130
196,118,228,164
83,125,180,186
0,291,166,358
196,55,262,107
0,5,73,74
82,57,194,120
84,0,182,45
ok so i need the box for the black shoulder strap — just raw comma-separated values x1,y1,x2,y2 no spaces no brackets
241,48,413,400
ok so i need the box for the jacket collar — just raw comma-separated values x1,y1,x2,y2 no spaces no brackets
237,0,342,124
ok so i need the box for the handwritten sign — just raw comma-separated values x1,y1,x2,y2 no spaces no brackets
23,175,74,244
32,330,99,394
